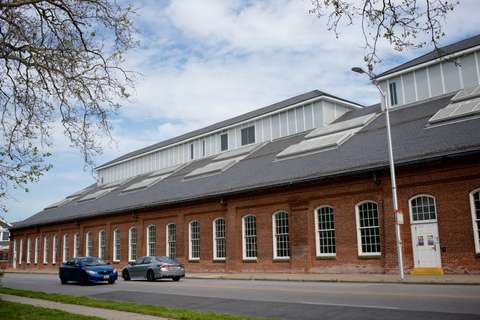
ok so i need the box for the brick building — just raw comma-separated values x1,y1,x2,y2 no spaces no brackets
9,35,480,275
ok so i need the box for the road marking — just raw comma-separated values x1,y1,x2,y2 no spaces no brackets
299,301,401,310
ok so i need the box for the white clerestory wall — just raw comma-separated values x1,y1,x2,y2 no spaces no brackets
97,98,357,184
378,48,480,108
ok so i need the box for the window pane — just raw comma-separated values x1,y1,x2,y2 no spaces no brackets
411,196,436,222
243,215,257,258
357,202,381,254
317,207,336,255
214,219,226,259
167,224,176,259
129,228,137,261
274,212,289,258
473,191,480,251
241,126,255,145
148,225,156,256
220,134,228,151
190,221,200,259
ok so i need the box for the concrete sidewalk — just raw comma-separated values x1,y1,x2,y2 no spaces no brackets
5,269,480,284
0,293,168,320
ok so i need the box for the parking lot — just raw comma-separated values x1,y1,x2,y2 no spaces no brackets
3,273,480,319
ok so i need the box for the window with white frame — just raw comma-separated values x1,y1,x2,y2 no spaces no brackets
73,233,80,258
166,223,176,259
52,234,58,264
220,133,228,151
213,218,226,260
470,189,480,254
19,238,23,265
26,238,31,264
98,230,105,259
273,211,289,259
63,234,69,262
189,221,200,260
241,126,255,146
12,239,16,268
389,82,398,106
84,232,93,256
34,237,39,264
409,195,437,222
128,227,136,261
113,228,121,261
356,201,381,256
242,215,257,259
315,206,336,257
43,236,49,264
147,225,156,256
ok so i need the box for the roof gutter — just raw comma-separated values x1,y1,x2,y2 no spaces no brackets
375,44,480,81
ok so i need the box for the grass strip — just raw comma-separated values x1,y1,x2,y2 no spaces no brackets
0,300,102,320
0,287,269,320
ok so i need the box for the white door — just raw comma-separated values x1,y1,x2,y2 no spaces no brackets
411,223,441,268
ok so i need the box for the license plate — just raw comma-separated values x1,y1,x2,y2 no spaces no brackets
103,275,109,280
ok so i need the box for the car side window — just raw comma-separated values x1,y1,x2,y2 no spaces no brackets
135,257,144,264
143,257,151,264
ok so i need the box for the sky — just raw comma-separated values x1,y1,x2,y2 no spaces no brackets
4,0,480,223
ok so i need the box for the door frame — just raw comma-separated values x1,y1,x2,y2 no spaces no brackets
408,194,442,269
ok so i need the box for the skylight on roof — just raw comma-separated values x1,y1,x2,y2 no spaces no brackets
429,87,480,124
77,187,116,202
277,128,360,159
148,163,183,177
44,198,74,210
306,114,375,139
122,175,166,192
185,156,244,179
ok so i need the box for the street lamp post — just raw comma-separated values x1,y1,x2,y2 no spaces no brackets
352,67,405,280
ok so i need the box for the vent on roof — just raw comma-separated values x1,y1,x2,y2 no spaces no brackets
185,156,244,179
277,128,360,159
276,114,376,159
306,114,375,139
77,187,116,202
122,175,166,192
429,86,480,124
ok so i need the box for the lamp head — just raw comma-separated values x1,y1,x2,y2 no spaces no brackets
351,67,365,74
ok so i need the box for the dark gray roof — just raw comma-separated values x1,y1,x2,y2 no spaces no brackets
97,90,363,169
13,93,480,230
376,34,480,78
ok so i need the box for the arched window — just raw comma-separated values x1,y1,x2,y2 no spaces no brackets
242,215,257,260
34,237,39,264
470,188,480,254
128,227,137,262
19,238,23,265
189,221,200,260
63,234,69,262
315,206,336,257
98,230,105,259
355,201,381,256
85,232,93,256
52,234,58,264
272,211,289,259
213,218,226,260
43,235,49,264
113,228,121,262
409,195,437,223
26,238,31,264
146,225,156,256
166,223,176,259
73,233,80,258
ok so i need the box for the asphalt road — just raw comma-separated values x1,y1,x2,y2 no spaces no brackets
3,273,480,320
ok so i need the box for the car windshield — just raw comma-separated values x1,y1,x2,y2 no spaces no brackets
153,256,178,264
78,257,106,266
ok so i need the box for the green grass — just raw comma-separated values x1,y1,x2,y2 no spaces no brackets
0,300,102,320
0,287,269,320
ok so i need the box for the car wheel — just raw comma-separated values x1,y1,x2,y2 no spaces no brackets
172,276,181,282
80,274,88,286
108,279,116,284
147,269,156,282
122,270,131,281
60,277,67,284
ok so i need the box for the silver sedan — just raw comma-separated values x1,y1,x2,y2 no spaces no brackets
121,256,185,282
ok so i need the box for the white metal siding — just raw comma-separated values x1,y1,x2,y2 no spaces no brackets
98,100,352,183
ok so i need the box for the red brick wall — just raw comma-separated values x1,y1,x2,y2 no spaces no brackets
9,156,480,274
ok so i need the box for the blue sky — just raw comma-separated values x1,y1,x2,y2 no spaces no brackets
5,0,480,223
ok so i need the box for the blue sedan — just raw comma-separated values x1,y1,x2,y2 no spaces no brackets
59,257,118,285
